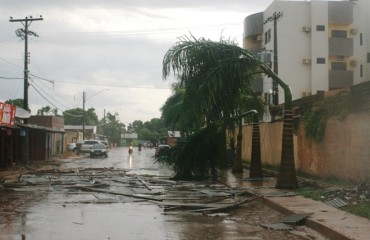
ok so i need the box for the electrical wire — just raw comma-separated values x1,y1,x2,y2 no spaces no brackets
38,23,242,38
29,73,171,90
29,82,83,117
30,79,70,110
0,76,23,79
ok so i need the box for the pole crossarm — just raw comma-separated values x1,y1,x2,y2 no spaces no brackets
9,17,43,22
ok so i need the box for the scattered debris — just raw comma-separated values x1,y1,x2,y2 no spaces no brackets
321,181,370,207
324,198,348,208
263,191,297,197
1,167,261,217
281,213,312,226
260,223,293,230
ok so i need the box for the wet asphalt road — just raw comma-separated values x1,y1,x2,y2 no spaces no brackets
0,147,326,240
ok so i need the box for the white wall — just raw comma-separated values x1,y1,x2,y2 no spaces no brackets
357,0,370,81
310,1,329,94
253,0,370,105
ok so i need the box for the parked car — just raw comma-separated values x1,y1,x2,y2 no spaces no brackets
76,140,101,153
155,144,171,156
90,143,109,158
100,140,109,147
66,143,77,152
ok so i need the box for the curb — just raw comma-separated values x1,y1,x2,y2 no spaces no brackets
257,192,353,240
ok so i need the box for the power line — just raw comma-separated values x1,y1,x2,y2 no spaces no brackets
29,73,171,90
37,22,242,38
0,76,23,80
29,82,83,117
30,79,69,110
0,56,23,70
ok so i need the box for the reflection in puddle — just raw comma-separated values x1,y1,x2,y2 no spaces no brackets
129,155,132,169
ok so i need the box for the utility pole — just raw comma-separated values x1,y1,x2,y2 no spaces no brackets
264,12,282,106
9,15,43,112
83,92,86,140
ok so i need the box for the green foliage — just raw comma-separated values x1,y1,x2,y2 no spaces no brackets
160,36,271,180
160,88,203,132
303,92,351,142
162,36,261,128
5,98,24,108
343,203,370,220
37,105,59,116
63,108,98,125
303,108,328,142
295,188,327,201
155,125,222,180
100,112,125,146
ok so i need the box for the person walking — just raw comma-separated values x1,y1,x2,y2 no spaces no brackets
128,144,133,154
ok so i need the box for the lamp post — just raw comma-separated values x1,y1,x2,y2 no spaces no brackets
82,88,109,140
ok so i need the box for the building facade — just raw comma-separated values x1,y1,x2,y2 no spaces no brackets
244,0,370,104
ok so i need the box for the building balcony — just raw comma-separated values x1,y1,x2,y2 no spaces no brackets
329,70,354,89
328,1,353,25
329,37,353,57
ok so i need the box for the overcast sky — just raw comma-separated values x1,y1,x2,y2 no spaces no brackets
0,0,274,126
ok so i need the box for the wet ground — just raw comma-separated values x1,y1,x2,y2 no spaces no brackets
0,147,328,240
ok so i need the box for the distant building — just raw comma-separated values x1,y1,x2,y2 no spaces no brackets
159,131,181,146
244,0,370,105
121,133,138,146
64,125,97,145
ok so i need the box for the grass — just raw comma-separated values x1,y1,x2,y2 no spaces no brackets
295,182,370,221
343,203,370,219
243,160,370,220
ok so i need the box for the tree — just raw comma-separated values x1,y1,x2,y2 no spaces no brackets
132,120,144,134
160,88,203,134
5,99,24,108
36,105,59,116
162,36,297,188
100,112,125,146
63,108,98,126
162,36,261,179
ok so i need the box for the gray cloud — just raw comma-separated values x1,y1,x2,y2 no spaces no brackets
0,0,274,124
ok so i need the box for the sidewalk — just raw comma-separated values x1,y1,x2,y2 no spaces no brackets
226,170,370,240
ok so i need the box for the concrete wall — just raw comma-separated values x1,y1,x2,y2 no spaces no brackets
297,112,370,182
239,111,370,183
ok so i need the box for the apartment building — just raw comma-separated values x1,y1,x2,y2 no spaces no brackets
243,0,370,104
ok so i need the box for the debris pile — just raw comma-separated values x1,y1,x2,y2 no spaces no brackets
1,167,260,215
322,181,370,207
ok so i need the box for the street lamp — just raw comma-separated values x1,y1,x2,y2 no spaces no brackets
82,88,110,140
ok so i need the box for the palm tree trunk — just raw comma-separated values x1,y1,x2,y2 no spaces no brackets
249,115,263,178
276,109,297,189
232,121,243,173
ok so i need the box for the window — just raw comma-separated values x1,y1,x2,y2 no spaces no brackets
360,33,363,46
331,62,347,70
317,58,326,64
368,53,370,63
332,30,347,38
316,25,325,31
360,64,363,78
265,29,271,44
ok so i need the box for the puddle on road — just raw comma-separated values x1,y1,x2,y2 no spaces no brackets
0,148,327,240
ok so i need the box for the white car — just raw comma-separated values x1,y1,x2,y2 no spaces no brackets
77,140,101,153
155,144,171,156
66,143,77,152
